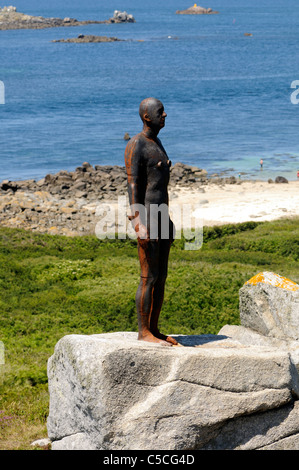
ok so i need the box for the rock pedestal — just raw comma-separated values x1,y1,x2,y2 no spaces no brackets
47,271,299,450
47,329,299,450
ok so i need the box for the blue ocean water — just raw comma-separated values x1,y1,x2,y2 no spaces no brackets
1,0,299,181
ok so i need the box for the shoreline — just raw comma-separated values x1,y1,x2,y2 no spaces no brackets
0,162,298,237
172,180,299,227
0,8,135,30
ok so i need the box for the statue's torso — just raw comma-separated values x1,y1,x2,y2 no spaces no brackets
139,135,170,206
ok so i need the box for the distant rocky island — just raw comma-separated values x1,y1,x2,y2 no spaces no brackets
176,5,219,15
0,7,135,30
52,35,123,44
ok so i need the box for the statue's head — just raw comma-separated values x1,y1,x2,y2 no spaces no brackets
139,98,167,131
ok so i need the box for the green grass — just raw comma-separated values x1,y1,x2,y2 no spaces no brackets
1,218,299,449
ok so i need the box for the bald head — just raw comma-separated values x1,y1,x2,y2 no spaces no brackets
139,98,163,121
139,98,167,134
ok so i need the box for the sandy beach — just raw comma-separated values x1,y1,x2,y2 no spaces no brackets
171,180,299,227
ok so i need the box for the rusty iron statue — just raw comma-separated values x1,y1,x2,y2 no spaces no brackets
125,98,180,346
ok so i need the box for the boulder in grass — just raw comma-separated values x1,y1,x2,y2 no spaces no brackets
239,272,299,341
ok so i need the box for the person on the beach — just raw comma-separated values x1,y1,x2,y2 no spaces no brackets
124,97,179,346
260,158,263,169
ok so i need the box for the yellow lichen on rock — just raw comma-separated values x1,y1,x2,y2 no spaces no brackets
245,272,299,292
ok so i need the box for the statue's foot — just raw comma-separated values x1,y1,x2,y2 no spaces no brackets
166,336,183,347
138,332,172,346
152,330,183,347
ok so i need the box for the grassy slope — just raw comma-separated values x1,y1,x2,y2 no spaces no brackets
1,218,299,449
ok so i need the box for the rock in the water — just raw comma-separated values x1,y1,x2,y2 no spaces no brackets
0,6,17,12
52,35,123,44
47,332,298,450
176,5,219,14
239,272,299,341
0,8,135,30
109,10,135,23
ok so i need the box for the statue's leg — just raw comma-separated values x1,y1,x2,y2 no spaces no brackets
136,238,171,346
150,238,179,346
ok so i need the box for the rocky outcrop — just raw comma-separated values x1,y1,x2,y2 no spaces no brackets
0,163,127,236
0,6,16,13
170,161,208,186
275,176,289,184
52,35,123,44
1,163,128,200
0,162,238,202
0,7,135,30
0,162,244,237
108,10,135,23
176,5,219,15
47,271,299,450
0,162,210,236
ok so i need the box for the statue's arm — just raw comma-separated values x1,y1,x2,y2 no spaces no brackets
125,138,148,237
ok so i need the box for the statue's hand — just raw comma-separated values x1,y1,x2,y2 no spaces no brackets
135,223,149,240
170,219,176,243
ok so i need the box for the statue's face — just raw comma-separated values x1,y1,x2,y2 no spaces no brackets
142,99,167,130
149,100,167,129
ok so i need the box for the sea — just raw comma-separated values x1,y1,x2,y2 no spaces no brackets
1,0,299,182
